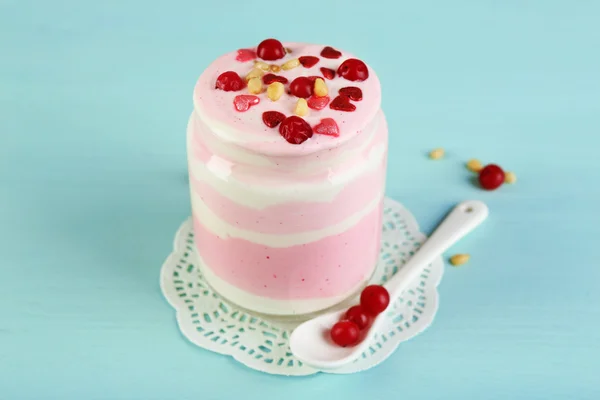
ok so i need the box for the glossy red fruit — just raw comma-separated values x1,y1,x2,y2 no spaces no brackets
329,95,356,112
235,48,256,62
339,86,363,101
233,95,260,112
478,164,505,190
279,116,313,144
262,111,286,128
215,71,245,92
262,73,288,85
320,46,342,59
330,321,360,347
337,58,369,81
320,67,335,80
307,95,330,110
257,38,286,61
289,76,314,98
345,305,371,330
299,56,319,68
360,285,390,316
313,118,340,137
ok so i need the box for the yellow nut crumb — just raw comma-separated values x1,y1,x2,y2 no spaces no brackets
282,58,300,71
314,78,328,97
247,77,263,94
429,148,445,160
245,68,264,81
286,47,292,54
450,254,470,266
505,171,517,184
267,82,284,101
254,61,270,71
466,159,483,172
270,64,281,73
294,98,308,116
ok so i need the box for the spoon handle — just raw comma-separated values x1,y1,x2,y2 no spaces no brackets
385,200,489,300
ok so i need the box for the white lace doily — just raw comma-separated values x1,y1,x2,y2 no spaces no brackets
160,198,444,376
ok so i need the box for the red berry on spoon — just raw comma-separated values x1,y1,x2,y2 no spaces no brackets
321,46,342,59
337,58,369,81
215,71,245,91
360,285,390,316
478,164,505,190
330,321,360,347
320,67,335,80
262,111,286,128
257,38,286,61
299,56,320,68
279,116,313,144
289,76,314,98
345,305,371,330
339,86,363,101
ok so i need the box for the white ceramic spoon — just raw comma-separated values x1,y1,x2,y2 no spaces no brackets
290,200,489,370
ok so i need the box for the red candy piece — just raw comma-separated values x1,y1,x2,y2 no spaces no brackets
360,285,390,316
289,76,314,98
320,67,335,80
262,111,286,128
307,95,330,110
313,118,340,137
330,321,360,347
337,58,369,81
479,164,505,190
279,116,313,144
298,56,320,68
235,48,256,62
345,305,371,330
320,46,342,59
215,71,245,92
339,86,363,101
329,95,356,112
257,38,286,61
262,73,289,85
233,95,260,112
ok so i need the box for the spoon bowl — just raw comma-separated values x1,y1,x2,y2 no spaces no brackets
290,200,489,370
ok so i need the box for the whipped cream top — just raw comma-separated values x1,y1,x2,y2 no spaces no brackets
193,41,381,157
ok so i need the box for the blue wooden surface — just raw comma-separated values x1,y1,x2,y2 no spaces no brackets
1,0,600,399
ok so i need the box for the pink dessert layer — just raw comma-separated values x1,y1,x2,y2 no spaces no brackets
193,201,383,300
188,40,387,311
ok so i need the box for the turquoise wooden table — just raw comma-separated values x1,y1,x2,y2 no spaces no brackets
2,0,599,398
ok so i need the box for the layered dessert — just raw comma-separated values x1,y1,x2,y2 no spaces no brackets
187,38,388,316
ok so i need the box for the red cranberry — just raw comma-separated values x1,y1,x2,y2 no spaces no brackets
330,321,360,347
289,77,314,98
298,56,319,68
337,58,369,81
345,305,371,330
320,67,335,80
262,111,286,128
215,71,245,92
479,164,505,190
279,116,313,144
360,285,390,316
329,95,356,112
320,46,342,59
262,73,288,85
339,86,363,101
257,38,286,61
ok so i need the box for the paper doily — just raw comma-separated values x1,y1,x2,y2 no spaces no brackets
160,197,444,376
